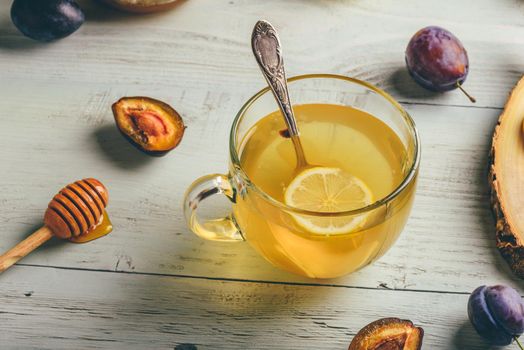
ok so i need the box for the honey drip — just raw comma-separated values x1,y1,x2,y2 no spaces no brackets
70,211,112,243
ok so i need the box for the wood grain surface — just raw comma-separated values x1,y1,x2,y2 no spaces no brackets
0,266,488,349
2,0,524,349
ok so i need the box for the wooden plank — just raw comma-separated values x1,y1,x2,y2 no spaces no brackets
2,1,522,349
0,80,516,293
0,265,493,349
0,0,523,109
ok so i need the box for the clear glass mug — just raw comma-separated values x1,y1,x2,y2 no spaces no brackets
183,74,420,279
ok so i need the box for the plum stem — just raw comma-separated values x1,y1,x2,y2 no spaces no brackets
456,82,476,103
515,336,524,350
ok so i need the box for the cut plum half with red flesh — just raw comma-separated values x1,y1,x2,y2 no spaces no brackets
99,0,180,13
349,318,424,350
112,96,185,156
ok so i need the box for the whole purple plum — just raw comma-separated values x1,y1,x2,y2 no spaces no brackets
11,0,84,42
468,285,524,346
405,26,473,100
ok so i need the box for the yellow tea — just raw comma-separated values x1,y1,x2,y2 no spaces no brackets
184,75,419,279
233,103,416,278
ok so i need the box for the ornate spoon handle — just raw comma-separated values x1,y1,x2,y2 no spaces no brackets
251,20,299,136
251,20,307,167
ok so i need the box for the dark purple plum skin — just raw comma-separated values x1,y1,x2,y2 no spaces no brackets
468,285,524,346
468,286,514,345
11,0,85,42
405,26,469,92
485,285,524,336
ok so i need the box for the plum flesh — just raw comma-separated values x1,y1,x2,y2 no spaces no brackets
348,318,423,350
112,97,185,156
11,0,84,42
468,285,524,345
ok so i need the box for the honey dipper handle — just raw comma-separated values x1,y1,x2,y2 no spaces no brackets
0,226,53,273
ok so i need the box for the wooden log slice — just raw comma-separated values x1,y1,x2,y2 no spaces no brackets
489,76,524,278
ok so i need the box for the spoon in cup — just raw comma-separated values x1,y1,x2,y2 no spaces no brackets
251,20,311,172
250,20,375,235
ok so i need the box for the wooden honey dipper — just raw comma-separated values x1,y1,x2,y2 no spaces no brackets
0,178,108,273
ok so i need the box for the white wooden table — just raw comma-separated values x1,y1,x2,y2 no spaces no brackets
1,0,523,348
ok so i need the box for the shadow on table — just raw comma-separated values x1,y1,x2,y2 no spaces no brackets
112,270,345,348
0,17,49,51
6,221,68,259
93,124,155,170
388,67,444,103
453,321,494,350
174,344,198,350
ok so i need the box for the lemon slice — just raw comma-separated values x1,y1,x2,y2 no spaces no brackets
284,167,373,235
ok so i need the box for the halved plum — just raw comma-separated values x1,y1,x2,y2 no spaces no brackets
349,318,424,350
112,96,185,156
99,0,180,13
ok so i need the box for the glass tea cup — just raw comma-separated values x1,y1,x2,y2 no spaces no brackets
183,74,420,279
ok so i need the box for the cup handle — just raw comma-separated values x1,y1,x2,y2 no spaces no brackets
183,174,244,242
